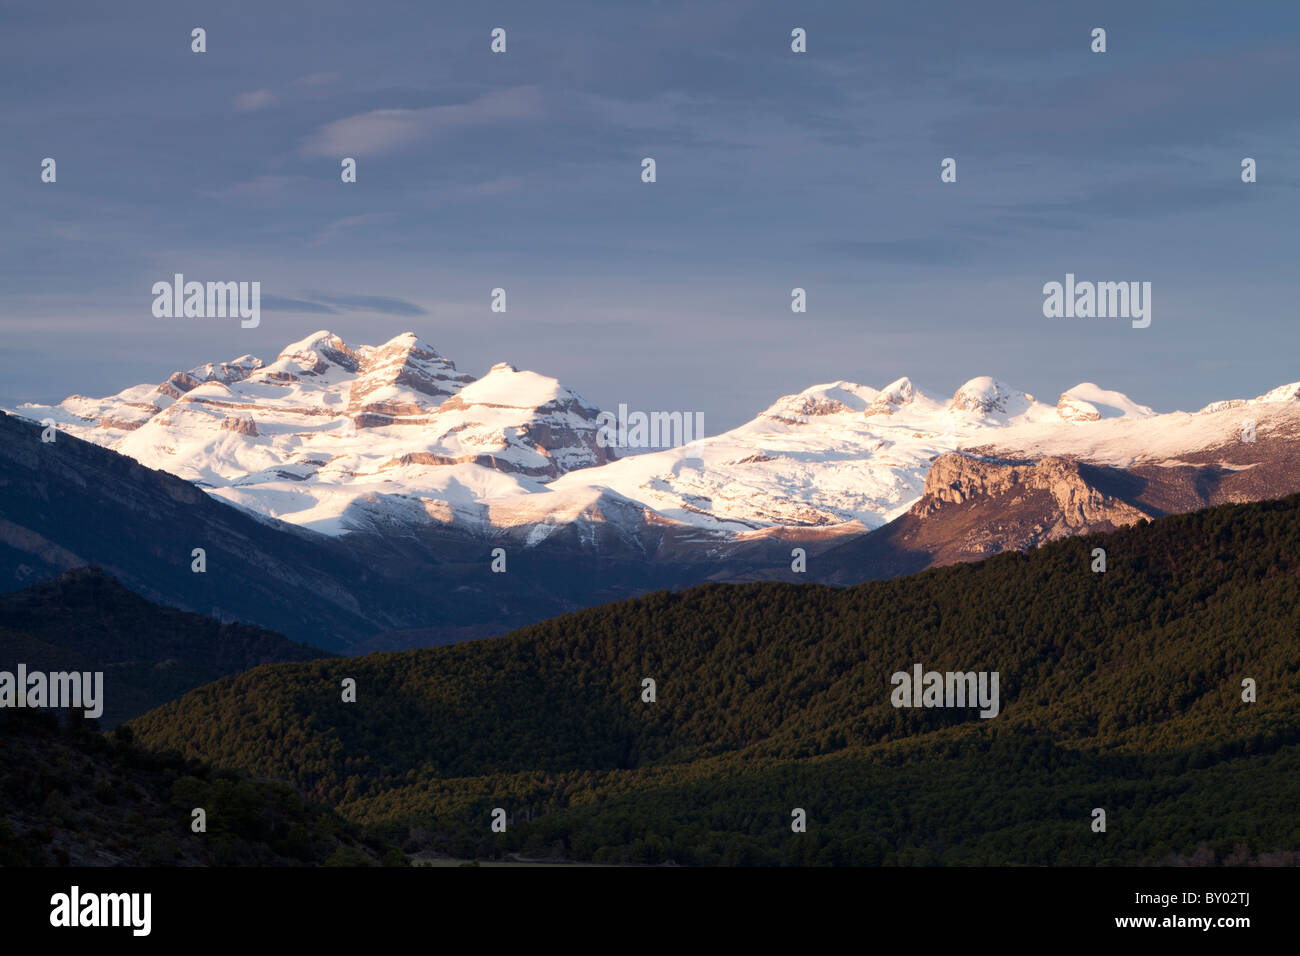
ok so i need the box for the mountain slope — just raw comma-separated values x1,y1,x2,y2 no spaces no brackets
0,711,398,866
0,567,327,726
127,493,1300,864
0,409,838,650
0,408,400,646
9,372,1300,653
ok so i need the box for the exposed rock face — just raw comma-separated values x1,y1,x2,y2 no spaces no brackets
276,332,361,376
875,451,1158,563
913,453,1154,547
1057,393,1102,422
760,383,875,425
220,415,259,437
1201,382,1300,414
345,332,475,428
36,357,267,436
791,396,853,417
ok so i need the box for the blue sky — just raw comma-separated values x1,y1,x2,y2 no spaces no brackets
2,0,1297,430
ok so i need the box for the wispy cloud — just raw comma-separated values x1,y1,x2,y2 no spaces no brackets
292,72,340,89
300,86,544,158
262,291,427,317
202,175,295,200
310,212,395,247
815,237,971,265
303,292,428,317
463,176,524,198
234,89,276,111
261,295,340,314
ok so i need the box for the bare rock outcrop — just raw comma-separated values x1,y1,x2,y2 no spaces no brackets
910,452,1155,552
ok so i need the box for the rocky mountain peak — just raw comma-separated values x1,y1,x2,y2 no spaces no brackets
865,377,917,417
948,377,1032,416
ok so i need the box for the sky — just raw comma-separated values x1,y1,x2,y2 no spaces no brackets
1,0,1297,432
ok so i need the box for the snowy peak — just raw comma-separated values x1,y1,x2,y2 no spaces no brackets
762,382,879,423
347,332,474,428
1257,381,1300,404
176,355,265,392
451,363,581,411
12,331,619,503
264,330,361,378
427,363,613,479
1057,383,1155,422
1199,381,1300,414
865,376,918,417
948,377,1036,417
16,353,269,437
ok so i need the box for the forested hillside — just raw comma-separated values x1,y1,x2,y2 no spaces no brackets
0,710,402,866
0,567,327,726
128,494,1300,865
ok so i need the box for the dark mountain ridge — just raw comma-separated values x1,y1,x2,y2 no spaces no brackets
0,566,327,726
8,405,1300,657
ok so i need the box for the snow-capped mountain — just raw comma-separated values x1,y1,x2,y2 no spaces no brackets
22,331,614,534
541,372,1298,535
14,330,1300,542
1056,383,1156,422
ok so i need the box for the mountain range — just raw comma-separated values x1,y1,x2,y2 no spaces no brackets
5,330,1300,648
15,330,1300,543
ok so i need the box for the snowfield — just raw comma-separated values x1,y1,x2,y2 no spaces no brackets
15,329,1299,540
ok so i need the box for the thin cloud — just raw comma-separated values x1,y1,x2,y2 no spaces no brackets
262,292,427,317
202,175,295,200
261,295,340,314
310,212,395,247
304,292,428,317
815,238,971,265
234,89,276,111
300,86,543,158
463,176,524,197
292,72,341,88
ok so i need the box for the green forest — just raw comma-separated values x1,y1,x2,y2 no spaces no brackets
126,493,1300,865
